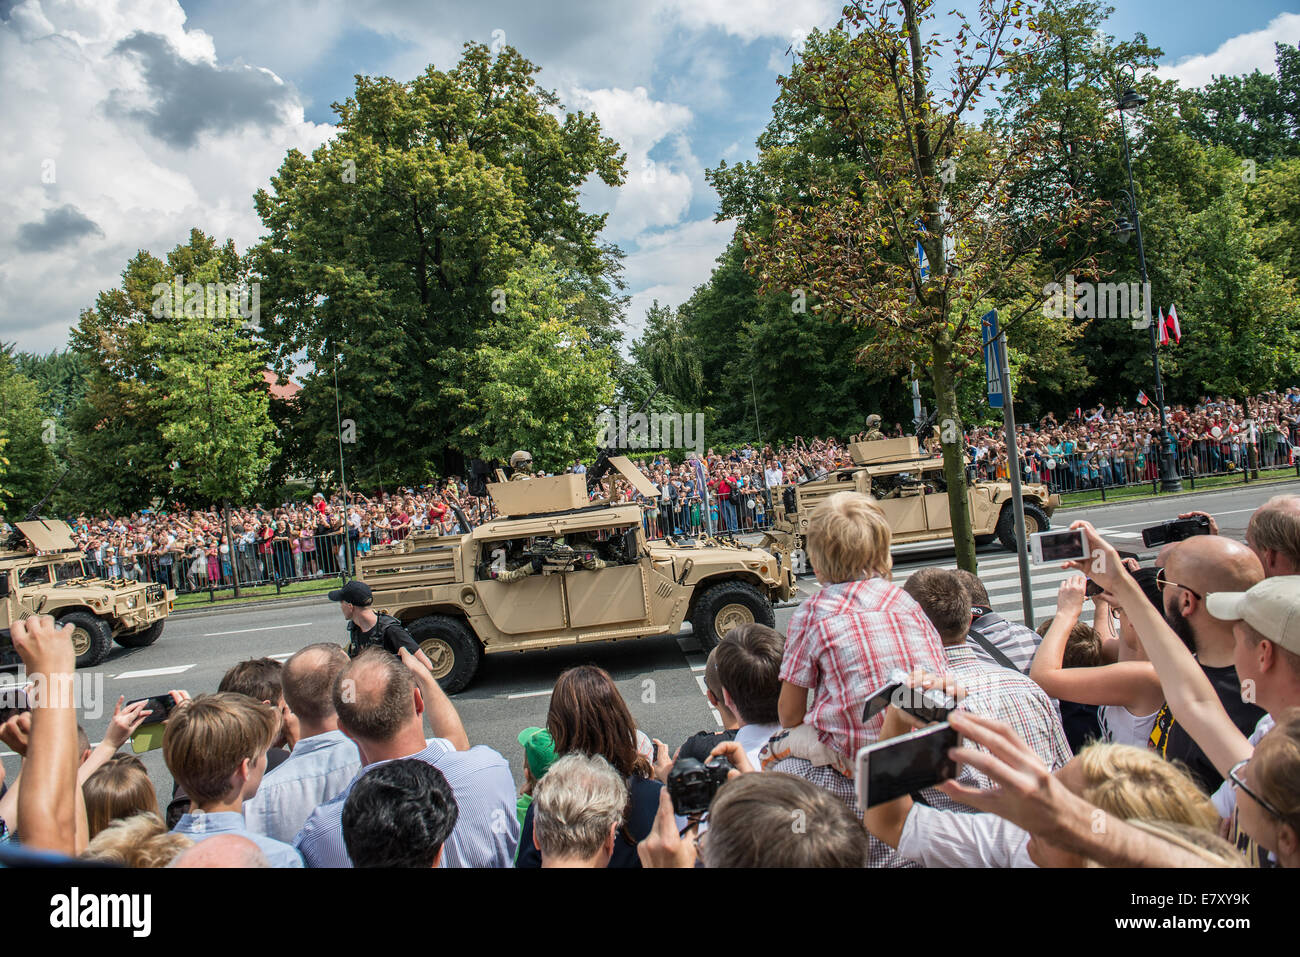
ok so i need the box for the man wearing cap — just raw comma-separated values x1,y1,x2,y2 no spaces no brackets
330,580,434,671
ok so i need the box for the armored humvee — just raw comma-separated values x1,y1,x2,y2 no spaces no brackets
1,520,174,669
761,436,1060,561
357,455,796,694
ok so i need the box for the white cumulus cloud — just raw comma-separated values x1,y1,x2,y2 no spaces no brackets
1158,12,1300,89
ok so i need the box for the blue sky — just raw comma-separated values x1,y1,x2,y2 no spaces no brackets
2,0,1298,354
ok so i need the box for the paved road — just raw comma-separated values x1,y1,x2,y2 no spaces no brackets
4,478,1294,814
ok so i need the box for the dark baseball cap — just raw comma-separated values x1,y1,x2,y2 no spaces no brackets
328,580,372,606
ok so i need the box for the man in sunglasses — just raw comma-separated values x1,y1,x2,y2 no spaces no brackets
1149,536,1267,793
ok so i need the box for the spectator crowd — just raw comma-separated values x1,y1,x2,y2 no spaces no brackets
3,462,1299,869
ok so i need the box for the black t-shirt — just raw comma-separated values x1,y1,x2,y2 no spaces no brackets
1150,663,1265,794
347,614,420,658
516,774,662,868
677,727,738,763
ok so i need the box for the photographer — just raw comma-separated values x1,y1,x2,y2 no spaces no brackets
1177,494,1300,578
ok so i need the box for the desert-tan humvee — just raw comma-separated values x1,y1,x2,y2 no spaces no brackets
357,456,796,693
761,436,1060,562
1,520,174,669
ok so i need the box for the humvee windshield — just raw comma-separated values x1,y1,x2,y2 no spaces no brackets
53,561,87,582
19,565,51,586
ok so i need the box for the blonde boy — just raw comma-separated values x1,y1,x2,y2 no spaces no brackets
768,493,946,776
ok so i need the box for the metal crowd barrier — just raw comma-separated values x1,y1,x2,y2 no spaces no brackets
638,485,776,541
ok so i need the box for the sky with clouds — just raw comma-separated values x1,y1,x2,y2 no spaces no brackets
2,0,1298,357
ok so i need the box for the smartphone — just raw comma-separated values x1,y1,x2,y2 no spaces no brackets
127,693,180,754
1085,578,1104,598
1030,528,1088,564
855,722,962,809
862,669,957,724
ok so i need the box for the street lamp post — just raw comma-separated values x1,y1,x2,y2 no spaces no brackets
333,351,351,578
1115,79,1182,492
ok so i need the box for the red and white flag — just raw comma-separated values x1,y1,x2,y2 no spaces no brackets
1137,390,1149,406
1157,307,1169,345
1167,304,1182,344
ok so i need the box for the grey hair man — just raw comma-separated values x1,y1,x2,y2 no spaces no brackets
532,753,628,868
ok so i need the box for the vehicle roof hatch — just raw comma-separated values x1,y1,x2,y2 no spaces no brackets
15,520,76,552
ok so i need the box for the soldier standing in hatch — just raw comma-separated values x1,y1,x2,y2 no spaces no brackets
863,414,885,441
509,450,534,481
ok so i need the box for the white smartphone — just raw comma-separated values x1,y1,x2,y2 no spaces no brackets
855,722,962,810
1029,528,1088,565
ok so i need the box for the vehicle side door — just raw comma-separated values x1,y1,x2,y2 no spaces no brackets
563,525,651,634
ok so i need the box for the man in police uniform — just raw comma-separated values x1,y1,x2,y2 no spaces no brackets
509,450,534,481
329,580,434,669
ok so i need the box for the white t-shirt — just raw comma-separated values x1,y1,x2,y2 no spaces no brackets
735,722,782,771
897,803,1036,868
1098,703,1160,748
1211,713,1276,819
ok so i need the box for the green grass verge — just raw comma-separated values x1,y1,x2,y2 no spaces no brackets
1058,467,1300,508
173,577,339,610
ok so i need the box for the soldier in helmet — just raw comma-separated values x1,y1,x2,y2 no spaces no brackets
863,414,885,441
509,450,534,481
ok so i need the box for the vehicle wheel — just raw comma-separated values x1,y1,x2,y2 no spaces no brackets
690,579,775,653
115,620,165,648
995,502,1051,551
59,611,113,669
974,535,996,547
408,615,483,695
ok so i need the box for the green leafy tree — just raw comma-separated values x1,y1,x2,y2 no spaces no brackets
0,347,60,519
724,1,1102,571
251,42,626,484
1180,43,1300,165
444,247,615,472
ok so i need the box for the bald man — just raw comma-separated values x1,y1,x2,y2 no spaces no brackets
244,643,363,843
1245,495,1300,577
1149,537,1268,793
292,648,518,867
170,834,270,868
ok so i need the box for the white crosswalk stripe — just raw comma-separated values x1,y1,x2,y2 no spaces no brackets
894,550,1093,628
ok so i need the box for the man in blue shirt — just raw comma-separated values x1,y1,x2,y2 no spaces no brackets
244,643,362,843
294,647,518,867
164,693,304,867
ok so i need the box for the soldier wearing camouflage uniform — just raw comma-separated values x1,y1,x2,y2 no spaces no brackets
509,450,534,481
491,534,607,583
863,414,885,441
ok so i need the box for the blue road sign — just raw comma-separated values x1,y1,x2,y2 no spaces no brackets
983,309,1004,409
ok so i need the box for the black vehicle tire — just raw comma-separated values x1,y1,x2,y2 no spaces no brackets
996,501,1051,551
115,619,165,648
408,614,483,695
974,534,996,547
690,579,775,653
59,610,114,669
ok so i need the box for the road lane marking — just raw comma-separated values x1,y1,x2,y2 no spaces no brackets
114,665,194,680
506,689,552,700
203,622,314,637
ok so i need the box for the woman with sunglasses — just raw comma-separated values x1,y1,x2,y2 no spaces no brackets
1029,570,1166,747
1226,709,1300,867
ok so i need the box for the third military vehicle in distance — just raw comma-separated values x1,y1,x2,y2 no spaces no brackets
1,519,174,669
356,455,796,694
762,435,1060,559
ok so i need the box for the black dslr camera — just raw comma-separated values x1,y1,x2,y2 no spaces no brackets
1141,515,1212,549
666,756,733,817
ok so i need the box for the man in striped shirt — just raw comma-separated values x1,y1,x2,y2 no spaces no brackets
293,648,518,867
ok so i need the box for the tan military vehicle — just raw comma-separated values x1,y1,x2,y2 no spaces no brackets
762,436,1061,561
357,456,796,693
1,520,174,669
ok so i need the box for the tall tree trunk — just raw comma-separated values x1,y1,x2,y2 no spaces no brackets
931,336,977,572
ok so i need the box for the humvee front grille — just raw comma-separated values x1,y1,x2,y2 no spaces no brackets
146,585,164,603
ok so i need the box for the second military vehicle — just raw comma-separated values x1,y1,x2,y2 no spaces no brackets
356,455,796,693
1,520,174,669
761,435,1060,560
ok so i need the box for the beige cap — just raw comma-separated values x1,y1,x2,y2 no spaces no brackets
1206,575,1300,655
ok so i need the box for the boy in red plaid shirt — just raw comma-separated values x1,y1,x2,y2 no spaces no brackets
764,492,947,777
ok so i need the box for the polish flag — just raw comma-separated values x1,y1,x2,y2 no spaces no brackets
1167,304,1182,344
1137,391,1149,406
1156,308,1169,345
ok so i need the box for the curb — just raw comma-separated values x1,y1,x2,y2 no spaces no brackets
1057,475,1300,514
171,591,334,620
